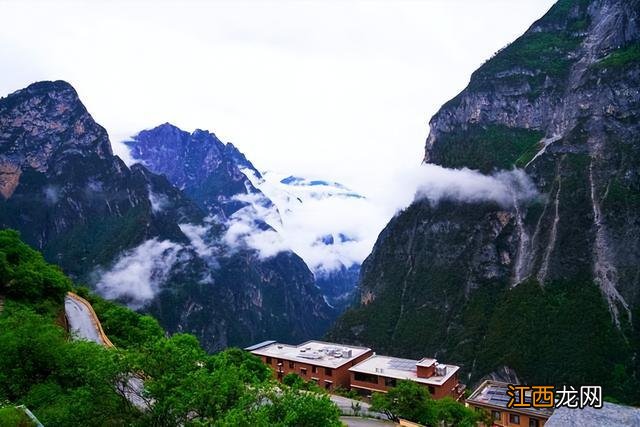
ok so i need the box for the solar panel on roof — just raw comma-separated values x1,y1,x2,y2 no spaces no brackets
388,359,416,371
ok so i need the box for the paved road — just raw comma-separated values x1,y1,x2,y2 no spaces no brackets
65,293,152,410
65,294,106,345
329,394,390,420
340,416,396,426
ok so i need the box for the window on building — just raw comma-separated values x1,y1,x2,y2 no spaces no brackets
300,368,307,376
325,367,332,376
384,377,396,387
266,357,272,364
509,414,520,425
529,419,539,427
277,359,283,365
492,411,501,421
312,366,317,374
324,381,332,390
288,361,295,369
428,386,435,395
354,372,379,384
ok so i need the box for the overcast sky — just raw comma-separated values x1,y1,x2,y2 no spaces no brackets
1,0,556,198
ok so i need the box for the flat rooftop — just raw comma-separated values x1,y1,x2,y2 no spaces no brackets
349,355,459,386
248,340,372,369
466,380,553,418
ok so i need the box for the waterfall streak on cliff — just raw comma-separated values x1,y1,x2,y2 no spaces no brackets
537,178,562,284
589,161,631,326
512,193,531,286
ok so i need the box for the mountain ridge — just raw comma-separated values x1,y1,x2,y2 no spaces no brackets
329,0,640,402
0,80,333,352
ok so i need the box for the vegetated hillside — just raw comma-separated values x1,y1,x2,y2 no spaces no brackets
0,229,341,426
0,81,333,352
329,0,640,403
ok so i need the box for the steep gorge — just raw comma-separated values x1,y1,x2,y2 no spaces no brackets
329,0,640,402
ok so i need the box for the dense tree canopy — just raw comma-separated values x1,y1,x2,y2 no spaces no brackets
0,230,71,304
370,380,485,427
0,230,342,426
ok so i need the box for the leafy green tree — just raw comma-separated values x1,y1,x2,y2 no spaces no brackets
371,380,481,426
0,307,138,426
217,387,341,427
89,295,164,349
371,380,431,422
261,389,341,427
282,373,306,389
429,397,483,427
280,373,323,393
0,232,343,426
0,307,67,400
212,347,271,384
0,405,35,427
0,230,71,304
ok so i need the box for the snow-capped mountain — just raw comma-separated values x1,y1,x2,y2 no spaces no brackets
241,170,379,309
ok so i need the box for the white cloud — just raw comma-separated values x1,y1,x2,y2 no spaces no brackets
179,223,215,259
221,199,290,260
241,170,390,273
95,239,185,309
0,0,556,203
96,165,536,296
0,0,554,279
111,137,137,167
43,185,60,205
239,166,537,274
148,189,169,213
412,165,538,207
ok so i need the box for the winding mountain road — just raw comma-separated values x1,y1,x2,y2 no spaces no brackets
64,293,110,346
64,292,152,410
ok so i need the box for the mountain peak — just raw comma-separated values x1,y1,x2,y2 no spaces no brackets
126,122,264,216
26,79,76,93
1,80,80,112
0,80,113,175
137,124,223,147
0,80,76,100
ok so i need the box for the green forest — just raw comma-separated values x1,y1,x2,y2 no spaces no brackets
0,229,341,426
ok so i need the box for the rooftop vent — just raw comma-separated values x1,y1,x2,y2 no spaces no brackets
435,364,447,376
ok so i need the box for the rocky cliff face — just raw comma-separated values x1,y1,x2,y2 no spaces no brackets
329,0,640,401
0,81,188,277
126,124,271,217
0,81,332,351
